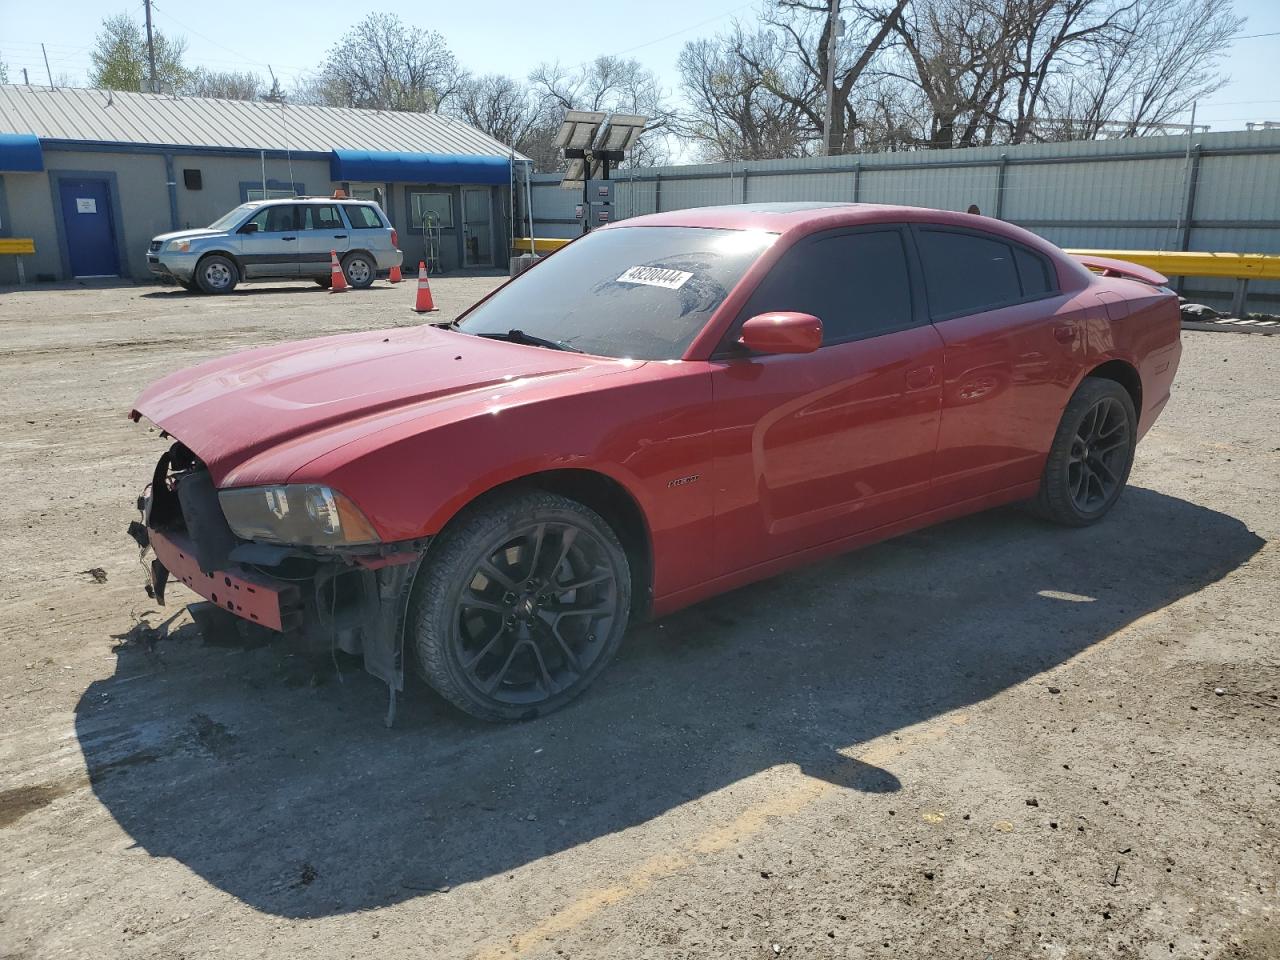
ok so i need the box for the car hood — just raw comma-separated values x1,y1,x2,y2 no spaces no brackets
131,326,629,486
152,227,226,244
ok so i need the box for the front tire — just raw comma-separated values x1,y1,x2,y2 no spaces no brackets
1033,377,1136,526
411,490,631,721
341,252,376,289
195,255,239,294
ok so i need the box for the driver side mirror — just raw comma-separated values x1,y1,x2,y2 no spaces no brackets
239,222,259,234
738,312,823,355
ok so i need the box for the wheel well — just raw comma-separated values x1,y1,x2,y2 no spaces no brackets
1086,359,1141,413
196,250,241,272
454,470,654,621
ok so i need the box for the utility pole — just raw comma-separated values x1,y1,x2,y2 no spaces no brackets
823,0,841,156
143,0,158,92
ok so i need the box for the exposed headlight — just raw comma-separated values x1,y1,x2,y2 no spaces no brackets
217,484,380,547
169,240,192,253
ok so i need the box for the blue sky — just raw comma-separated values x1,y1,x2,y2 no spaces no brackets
1,0,1277,138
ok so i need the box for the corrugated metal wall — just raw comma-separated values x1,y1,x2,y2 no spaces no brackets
529,129,1280,310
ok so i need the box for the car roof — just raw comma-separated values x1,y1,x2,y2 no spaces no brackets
608,202,1067,256
252,196,376,205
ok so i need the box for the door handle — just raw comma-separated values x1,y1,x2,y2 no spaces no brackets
333,234,347,239
282,236,297,241
904,364,937,389
1053,324,1077,343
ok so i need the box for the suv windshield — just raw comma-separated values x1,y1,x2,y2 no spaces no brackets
456,226,777,360
209,204,256,231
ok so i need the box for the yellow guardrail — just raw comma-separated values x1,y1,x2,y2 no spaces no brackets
0,237,35,284
512,237,572,254
1066,248,1280,316
1065,249,1280,281
0,237,36,256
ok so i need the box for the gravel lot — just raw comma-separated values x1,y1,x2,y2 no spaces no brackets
0,278,1277,960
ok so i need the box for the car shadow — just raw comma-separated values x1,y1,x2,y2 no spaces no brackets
139,284,396,298
74,487,1262,918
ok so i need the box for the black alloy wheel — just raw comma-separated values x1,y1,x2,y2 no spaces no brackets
1034,376,1137,526
412,491,631,721
1068,395,1130,513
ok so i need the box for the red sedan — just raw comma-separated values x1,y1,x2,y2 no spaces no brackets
129,202,1182,721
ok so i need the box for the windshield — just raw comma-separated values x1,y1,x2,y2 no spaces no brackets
208,203,257,232
456,226,777,360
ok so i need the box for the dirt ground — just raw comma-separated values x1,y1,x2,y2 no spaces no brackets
0,277,1276,960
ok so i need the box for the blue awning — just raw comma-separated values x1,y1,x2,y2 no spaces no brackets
0,133,44,172
330,150,510,185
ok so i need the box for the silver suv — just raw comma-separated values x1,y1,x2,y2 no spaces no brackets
147,197,403,294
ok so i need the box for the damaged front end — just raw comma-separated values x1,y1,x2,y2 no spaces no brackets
129,440,427,723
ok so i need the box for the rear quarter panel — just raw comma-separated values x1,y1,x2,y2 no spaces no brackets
1082,277,1182,437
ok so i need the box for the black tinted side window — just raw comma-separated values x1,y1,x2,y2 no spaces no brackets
344,205,383,229
917,229,1021,317
741,230,913,344
1014,246,1055,297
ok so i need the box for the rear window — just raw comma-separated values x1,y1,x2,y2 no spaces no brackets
916,229,1021,317
457,226,777,360
1014,246,1055,297
344,204,385,229
303,204,344,230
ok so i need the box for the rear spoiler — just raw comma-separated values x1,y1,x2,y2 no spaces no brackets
1071,254,1168,287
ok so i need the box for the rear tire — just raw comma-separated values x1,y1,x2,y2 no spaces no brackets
341,252,376,289
1033,377,1136,526
410,490,631,722
195,255,239,294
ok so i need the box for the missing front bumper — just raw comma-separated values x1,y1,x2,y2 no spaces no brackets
149,527,301,632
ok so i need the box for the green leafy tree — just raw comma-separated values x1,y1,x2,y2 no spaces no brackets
88,12,189,92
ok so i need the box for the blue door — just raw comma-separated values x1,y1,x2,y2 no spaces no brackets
58,179,119,277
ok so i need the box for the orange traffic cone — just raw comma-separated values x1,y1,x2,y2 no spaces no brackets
329,250,348,293
388,262,403,284
413,261,437,313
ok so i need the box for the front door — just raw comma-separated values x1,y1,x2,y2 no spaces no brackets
461,188,493,267
58,179,119,277
237,204,299,278
710,227,945,572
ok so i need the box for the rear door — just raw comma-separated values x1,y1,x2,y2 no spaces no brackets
297,203,349,277
710,226,945,572
913,225,1080,504
238,204,299,278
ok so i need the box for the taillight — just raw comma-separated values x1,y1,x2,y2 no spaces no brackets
391,229,399,247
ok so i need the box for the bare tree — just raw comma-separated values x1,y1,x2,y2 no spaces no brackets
449,73,560,169
1043,0,1242,138
756,0,912,154
183,68,264,101
529,56,676,166
677,28,817,161
296,13,461,112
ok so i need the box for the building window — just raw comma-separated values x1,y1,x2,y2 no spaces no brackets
409,191,453,230
348,183,385,207
245,185,302,202
183,169,202,190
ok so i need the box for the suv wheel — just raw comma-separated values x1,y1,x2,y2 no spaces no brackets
342,252,376,289
195,255,239,294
